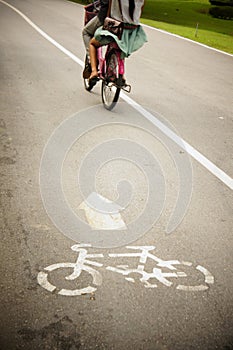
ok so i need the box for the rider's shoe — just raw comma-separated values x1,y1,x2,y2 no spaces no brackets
115,77,126,87
121,78,126,86
87,76,99,91
83,62,91,79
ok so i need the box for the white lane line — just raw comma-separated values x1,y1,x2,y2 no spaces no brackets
0,0,84,67
142,24,233,58
121,93,233,190
1,0,233,190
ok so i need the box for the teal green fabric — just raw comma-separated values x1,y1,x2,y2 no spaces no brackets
94,25,148,58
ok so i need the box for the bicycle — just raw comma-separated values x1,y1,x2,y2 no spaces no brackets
37,244,214,296
83,1,131,110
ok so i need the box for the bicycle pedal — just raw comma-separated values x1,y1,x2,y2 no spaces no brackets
122,84,131,93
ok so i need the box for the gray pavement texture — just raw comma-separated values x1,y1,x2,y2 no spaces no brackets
0,0,233,349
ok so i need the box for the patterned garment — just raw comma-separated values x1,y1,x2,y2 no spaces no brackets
111,0,145,25
94,24,148,58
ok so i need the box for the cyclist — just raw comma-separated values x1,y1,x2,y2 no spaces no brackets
89,0,147,84
82,0,110,78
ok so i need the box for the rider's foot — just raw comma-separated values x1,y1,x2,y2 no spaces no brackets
89,71,98,80
88,70,99,89
115,76,126,87
88,75,99,90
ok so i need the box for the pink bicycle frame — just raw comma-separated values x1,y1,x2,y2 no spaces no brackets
97,42,125,80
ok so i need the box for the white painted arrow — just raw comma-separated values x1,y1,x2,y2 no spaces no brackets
79,192,127,230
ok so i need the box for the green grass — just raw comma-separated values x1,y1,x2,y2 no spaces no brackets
141,0,233,54
141,18,233,53
71,0,233,54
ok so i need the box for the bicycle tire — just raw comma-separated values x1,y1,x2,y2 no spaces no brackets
175,261,214,291
101,50,122,110
37,262,102,296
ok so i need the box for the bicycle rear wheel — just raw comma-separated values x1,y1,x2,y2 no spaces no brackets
102,50,122,110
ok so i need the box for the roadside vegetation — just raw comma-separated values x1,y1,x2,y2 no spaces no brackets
71,0,233,54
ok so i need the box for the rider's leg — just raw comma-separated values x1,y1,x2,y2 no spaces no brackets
89,38,101,80
82,16,101,59
82,17,101,78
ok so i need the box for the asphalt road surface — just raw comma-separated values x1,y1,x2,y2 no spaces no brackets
0,0,233,349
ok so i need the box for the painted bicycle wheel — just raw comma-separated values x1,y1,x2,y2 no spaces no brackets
37,262,102,296
101,50,122,110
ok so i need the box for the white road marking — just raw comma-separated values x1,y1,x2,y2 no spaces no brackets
79,192,127,230
125,277,135,283
58,286,96,296
176,284,209,291
0,0,84,67
176,262,214,291
196,265,215,284
121,94,233,191
37,271,56,292
1,0,232,190
37,245,104,296
37,244,215,295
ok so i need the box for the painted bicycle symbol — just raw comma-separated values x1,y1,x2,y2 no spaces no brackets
37,244,214,296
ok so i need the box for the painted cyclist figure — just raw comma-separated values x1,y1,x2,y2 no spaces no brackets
88,0,147,86
82,0,110,79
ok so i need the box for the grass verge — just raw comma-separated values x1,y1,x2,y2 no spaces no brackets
141,0,233,54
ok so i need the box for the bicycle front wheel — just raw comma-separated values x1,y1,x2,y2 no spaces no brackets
102,50,122,110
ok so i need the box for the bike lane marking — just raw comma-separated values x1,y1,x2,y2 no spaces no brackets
37,245,104,296
1,0,232,191
37,244,215,296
